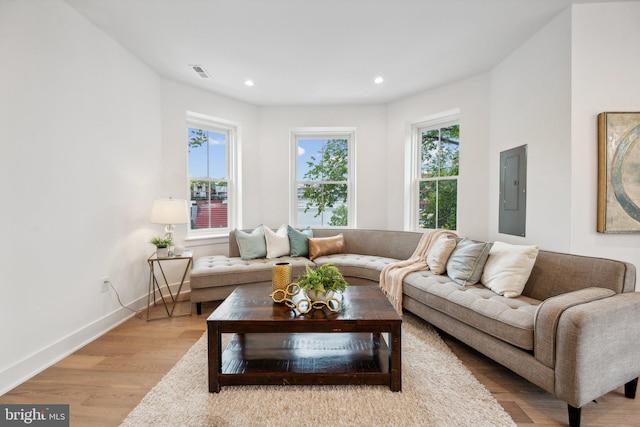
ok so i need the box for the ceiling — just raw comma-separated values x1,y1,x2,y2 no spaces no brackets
63,0,612,106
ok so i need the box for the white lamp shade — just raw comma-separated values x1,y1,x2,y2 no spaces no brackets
150,198,189,225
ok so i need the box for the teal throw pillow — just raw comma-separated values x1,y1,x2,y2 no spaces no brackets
446,238,493,286
235,225,267,260
287,225,313,257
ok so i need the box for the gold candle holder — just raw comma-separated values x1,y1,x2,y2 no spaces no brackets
272,262,293,292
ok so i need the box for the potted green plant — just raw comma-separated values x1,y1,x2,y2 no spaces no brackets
298,264,348,302
150,236,173,257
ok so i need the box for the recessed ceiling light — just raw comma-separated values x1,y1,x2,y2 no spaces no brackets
374,76,384,84
244,79,254,87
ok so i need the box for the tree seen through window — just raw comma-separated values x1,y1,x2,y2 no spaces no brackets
419,124,459,230
297,138,349,226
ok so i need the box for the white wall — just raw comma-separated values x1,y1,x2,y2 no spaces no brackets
257,105,388,229
386,74,492,239
161,86,387,240
160,79,259,258
570,2,640,269
488,2,640,281
489,8,572,250
4,0,639,395
0,0,162,393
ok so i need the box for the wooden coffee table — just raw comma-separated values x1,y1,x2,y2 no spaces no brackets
207,283,402,392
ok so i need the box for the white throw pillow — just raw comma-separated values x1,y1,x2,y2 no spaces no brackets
264,224,291,258
480,241,539,298
427,237,457,275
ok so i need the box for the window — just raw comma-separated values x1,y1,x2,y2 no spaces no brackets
187,112,239,237
410,115,459,230
292,128,355,227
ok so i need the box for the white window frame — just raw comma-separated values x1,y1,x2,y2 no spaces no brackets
290,127,356,228
405,109,459,231
186,111,241,239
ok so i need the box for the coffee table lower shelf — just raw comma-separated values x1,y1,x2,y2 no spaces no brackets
214,332,393,389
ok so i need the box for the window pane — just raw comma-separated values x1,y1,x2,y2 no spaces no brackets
208,131,227,179
188,128,226,179
298,138,348,182
440,124,459,177
415,118,458,231
437,179,457,230
188,125,228,231
298,139,324,181
419,181,437,229
190,181,228,230
296,135,349,227
188,128,208,178
419,180,457,230
421,129,439,178
297,183,348,227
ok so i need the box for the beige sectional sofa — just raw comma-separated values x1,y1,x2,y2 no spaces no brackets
190,228,640,427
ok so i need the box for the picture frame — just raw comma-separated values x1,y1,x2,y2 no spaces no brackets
597,112,640,233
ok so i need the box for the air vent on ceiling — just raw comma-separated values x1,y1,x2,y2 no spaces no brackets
190,65,210,79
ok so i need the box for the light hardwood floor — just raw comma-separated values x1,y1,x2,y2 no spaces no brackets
1,301,638,426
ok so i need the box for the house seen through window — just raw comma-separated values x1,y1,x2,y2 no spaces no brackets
187,113,237,236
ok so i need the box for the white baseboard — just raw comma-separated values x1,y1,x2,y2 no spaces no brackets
0,293,149,396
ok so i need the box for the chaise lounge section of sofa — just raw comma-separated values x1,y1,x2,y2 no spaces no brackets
190,227,640,427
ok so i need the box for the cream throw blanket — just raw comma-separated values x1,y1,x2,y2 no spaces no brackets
380,229,457,315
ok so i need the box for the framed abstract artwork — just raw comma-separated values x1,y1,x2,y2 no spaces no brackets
597,112,640,233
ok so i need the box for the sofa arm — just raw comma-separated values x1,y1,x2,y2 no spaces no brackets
554,292,640,408
534,287,615,368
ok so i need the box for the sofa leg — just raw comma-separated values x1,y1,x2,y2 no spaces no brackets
196,302,202,315
625,377,638,399
567,405,581,427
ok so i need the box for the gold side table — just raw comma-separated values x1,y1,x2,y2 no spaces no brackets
147,250,193,321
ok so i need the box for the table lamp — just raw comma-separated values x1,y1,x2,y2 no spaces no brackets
150,197,189,243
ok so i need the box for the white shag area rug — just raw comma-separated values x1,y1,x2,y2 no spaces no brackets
121,313,516,427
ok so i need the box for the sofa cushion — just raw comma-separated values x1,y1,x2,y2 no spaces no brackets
313,253,400,282
308,234,347,260
235,225,267,260
481,241,539,298
190,255,314,289
403,270,541,350
446,238,492,286
264,224,290,258
288,225,313,257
